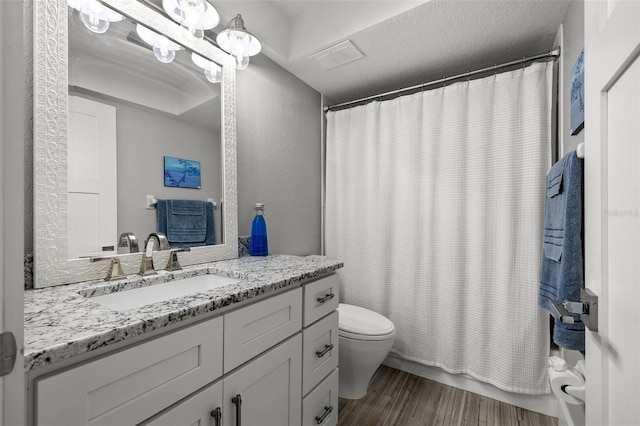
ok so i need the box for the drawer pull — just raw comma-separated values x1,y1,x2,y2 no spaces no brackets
315,405,333,424
232,394,242,426
316,344,334,358
316,293,335,304
210,407,222,426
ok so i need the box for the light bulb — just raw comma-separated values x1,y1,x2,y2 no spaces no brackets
204,64,222,83
80,0,110,34
178,0,206,39
153,37,176,63
235,54,250,70
181,17,205,39
192,53,222,83
179,0,205,39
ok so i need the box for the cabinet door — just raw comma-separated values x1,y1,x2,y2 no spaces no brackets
302,369,339,426
303,275,339,327
141,381,223,426
302,311,339,395
224,287,302,372
36,317,223,426
223,334,302,426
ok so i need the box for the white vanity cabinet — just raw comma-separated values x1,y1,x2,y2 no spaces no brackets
33,275,339,426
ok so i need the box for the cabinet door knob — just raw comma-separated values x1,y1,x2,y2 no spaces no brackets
316,293,335,304
315,344,334,358
210,407,222,426
231,394,242,426
315,405,333,424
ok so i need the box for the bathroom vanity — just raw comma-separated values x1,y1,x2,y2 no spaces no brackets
24,255,342,426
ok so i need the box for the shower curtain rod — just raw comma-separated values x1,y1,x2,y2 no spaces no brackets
324,47,560,112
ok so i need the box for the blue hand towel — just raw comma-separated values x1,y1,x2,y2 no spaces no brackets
538,151,584,350
156,199,215,247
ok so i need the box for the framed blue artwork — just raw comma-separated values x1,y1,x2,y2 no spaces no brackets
164,156,201,189
570,50,584,135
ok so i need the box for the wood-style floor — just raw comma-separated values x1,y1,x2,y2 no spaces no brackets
337,365,558,426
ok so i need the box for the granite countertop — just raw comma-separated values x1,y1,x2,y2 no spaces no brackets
24,254,343,372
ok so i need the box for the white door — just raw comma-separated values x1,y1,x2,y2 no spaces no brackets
584,1,640,425
68,96,118,258
223,335,302,426
1,1,27,424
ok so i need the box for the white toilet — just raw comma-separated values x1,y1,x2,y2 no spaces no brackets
338,303,396,399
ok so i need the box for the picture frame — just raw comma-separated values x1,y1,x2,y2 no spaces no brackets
570,50,584,135
164,156,202,189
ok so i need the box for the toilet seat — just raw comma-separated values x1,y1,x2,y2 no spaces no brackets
338,303,396,341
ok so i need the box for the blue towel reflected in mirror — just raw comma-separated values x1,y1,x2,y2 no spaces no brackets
156,199,215,248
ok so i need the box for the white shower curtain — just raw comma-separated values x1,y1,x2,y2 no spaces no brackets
325,62,552,394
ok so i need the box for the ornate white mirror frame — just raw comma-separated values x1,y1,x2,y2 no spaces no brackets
33,0,238,288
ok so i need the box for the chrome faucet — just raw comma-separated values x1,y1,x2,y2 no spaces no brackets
117,232,139,254
139,233,170,276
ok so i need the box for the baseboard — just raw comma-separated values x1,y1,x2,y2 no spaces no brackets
383,353,559,418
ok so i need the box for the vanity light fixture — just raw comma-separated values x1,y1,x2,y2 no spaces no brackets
191,53,222,83
136,24,182,64
216,14,262,70
67,0,123,34
162,0,220,40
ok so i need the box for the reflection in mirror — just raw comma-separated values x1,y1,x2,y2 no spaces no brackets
67,7,223,259
33,0,238,288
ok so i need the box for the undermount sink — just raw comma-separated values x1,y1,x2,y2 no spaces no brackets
85,274,244,311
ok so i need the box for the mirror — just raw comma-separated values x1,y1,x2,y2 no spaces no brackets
33,0,238,288
68,8,223,258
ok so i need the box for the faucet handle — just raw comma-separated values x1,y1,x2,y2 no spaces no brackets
90,256,125,281
165,248,191,271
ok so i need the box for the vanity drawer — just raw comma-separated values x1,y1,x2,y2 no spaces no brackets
302,368,339,426
303,274,339,327
224,287,302,373
303,310,339,395
35,316,223,426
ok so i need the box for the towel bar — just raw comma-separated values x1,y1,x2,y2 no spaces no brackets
549,288,598,332
146,195,217,209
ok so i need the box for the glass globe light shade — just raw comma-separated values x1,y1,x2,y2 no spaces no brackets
191,53,222,83
235,55,250,70
77,0,123,34
153,36,177,63
204,65,222,83
162,0,219,39
80,0,111,34
136,24,181,64
178,0,206,39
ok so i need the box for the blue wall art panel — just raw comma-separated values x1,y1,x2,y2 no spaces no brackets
164,156,201,189
570,50,584,135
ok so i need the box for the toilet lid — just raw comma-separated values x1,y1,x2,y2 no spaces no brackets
338,303,395,337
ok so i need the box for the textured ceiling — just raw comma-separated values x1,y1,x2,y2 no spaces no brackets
213,0,571,105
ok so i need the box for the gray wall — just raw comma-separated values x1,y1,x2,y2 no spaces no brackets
236,53,322,256
115,101,223,245
557,0,585,156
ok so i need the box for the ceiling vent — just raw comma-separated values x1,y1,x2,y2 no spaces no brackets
309,40,364,71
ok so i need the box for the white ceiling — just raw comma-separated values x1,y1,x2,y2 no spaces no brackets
212,0,571,105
